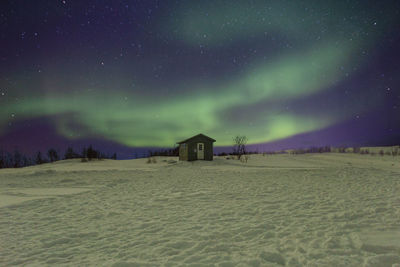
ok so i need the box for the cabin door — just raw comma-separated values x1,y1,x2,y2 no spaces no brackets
197,143,204,160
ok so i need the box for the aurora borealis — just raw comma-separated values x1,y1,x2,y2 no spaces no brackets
1,0,399,156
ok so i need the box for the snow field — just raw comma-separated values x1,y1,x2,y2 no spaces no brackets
0,154,399,266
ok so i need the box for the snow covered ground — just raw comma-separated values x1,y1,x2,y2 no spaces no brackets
1,153,399,266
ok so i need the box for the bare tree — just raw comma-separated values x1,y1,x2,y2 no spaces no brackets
13,150,22,168
233,135,248,160
86,145,98,160
81,147,88,159
22,156,30,167
47,148,59,162
0,150,4,169
36,151,44,164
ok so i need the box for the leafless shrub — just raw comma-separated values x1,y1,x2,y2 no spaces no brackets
361,149,370,155
293,149,306,154
146,157,157,163
240,155,249,163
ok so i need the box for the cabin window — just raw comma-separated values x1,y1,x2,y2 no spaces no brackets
182,144,186,149
199,144,203,150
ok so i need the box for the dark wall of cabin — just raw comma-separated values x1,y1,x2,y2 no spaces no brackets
179,135,214,161
188,141,197,161
179,144,188,161
204,141,213,161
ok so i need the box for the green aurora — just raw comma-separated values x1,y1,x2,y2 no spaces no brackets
1,0,398,148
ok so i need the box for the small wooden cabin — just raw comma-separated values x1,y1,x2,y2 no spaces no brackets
177,134,216,161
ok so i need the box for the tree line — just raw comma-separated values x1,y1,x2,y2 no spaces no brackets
0,145,117,169
147,147,179,157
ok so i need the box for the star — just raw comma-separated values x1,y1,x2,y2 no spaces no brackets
0,0,399,151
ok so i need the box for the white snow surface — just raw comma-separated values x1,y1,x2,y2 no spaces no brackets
1,153,400,266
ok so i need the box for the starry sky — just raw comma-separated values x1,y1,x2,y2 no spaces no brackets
0,0,399,156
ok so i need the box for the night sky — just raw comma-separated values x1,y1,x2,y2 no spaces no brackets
1,0,399,157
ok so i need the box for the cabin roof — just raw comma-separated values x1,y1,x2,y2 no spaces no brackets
176,133,216,144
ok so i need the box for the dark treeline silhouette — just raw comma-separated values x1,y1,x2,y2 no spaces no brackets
80,145,117,162
64,147,81,159
147,147,179,157
0,145,118,169
1,145,398,169
216,146,400,156
289,146,332,154
217,150,261,156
